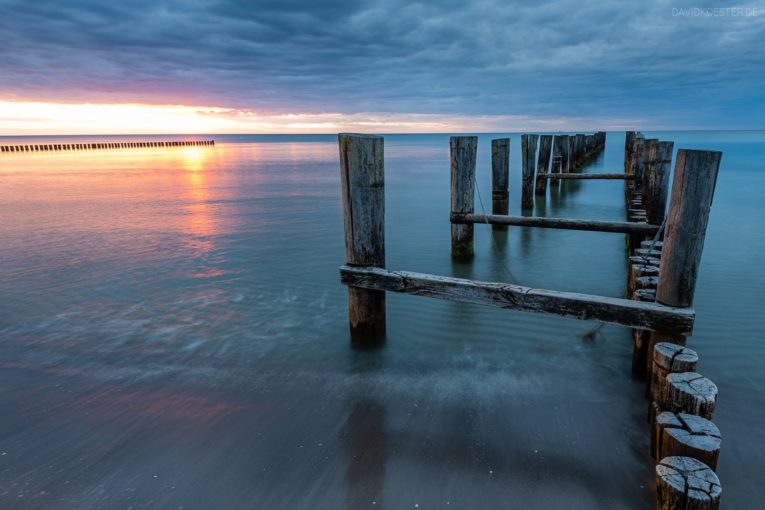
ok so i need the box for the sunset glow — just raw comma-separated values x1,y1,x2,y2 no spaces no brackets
0,100,641,136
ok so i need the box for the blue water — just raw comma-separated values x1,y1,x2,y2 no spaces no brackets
0,131,762,509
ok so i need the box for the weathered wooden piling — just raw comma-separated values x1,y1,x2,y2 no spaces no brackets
521,134,538,209
573,134,584,169
450,136,477,258
656,456,721,509
653,412,721,469
649,342,698,411
624,131,643,200
560,135,570,173
339,133,386,346
535,135,553,196
491,138,510,223
551,136,563,174
656,150,722,309
626,132,642,175
663,372,718,419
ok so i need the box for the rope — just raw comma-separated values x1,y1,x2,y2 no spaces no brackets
473,170,521,285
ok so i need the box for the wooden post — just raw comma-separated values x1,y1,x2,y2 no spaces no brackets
656,150,722,308
624,131,642,201
632,137,648,193
649,342,698,415
656,456,721,509
653,412,721,469
551,135,562,173
535,135,553,195
521,134,538,209
450,136,477,258
339,133,386,346
574,134,584,169
491,138,510,223
560,135,570,173
663,372,717,419
643,140,673,226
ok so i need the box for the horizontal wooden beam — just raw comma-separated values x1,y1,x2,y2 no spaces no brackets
451,213,660,235
537,173,633,180
340,265,694,335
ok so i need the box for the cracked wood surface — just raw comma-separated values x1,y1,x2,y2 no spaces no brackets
656,456,721,509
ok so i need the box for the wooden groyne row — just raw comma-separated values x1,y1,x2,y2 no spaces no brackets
520,132,606,208
484,132,606,216
622,130,724,508
336,131,723,508
0,140,214,153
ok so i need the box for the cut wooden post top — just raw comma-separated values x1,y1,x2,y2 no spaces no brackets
632,264,660,276
656,456,721,509
665,372,718,419
667,372,718,395
635,248,662,258
338,133,385,267
629,255,661,266
641,240,664,249
655,411,722,470
658,412,721,441
654,343,699,372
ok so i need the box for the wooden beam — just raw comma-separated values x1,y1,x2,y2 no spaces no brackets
536,173,634,180
340,265,695,334
451,213,661,235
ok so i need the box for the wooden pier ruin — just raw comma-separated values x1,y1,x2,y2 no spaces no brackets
338,131,723,509
0,139,214,153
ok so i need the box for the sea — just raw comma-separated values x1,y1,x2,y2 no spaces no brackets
0,131,763,509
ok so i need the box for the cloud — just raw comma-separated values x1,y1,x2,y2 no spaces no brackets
0,0,763,129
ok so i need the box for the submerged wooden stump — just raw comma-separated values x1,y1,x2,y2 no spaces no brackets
663,372,717,419
636,276,658,289
656,456,721,510
641,240,664,250
635,248,661,258
629,255,661,267
628,264,659,297
633,289,656,302
653,412,721,469
650,342,698,404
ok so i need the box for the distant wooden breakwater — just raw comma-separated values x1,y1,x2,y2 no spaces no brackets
1,139,214,153
337,132,724,509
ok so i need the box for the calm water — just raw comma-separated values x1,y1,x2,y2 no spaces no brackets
0,132,763,509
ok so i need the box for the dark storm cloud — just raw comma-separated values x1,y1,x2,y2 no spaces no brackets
0,0,763,127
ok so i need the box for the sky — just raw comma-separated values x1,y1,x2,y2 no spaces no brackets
0,0,763,134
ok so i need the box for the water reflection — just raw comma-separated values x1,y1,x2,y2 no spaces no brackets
182,148,216,241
